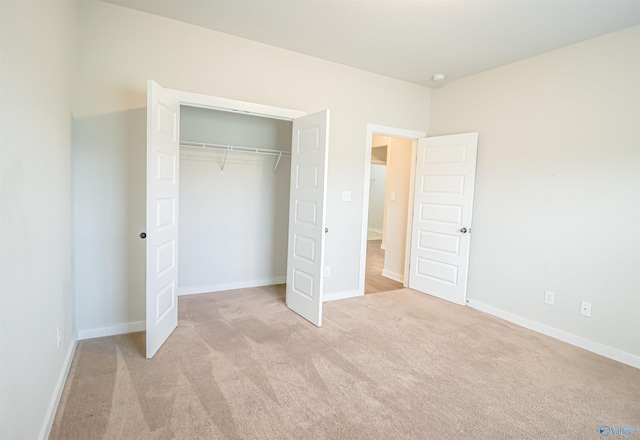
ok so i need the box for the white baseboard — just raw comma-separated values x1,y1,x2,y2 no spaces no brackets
76,321,145,341
40,339,78,440
382,269,404,283
178,277,286,296
466,299,640,370
368,227,383,234
323,290,362,302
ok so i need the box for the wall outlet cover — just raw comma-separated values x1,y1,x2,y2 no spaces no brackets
544,290,555,305
580,301,592,317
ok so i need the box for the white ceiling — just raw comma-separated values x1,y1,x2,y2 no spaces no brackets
102,0,640,87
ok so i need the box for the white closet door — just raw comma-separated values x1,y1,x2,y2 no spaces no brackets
409,133,478,306
286,110,330,326
145,80,180,358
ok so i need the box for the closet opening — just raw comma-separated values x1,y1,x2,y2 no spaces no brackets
146,80,329,357
177,105,293,298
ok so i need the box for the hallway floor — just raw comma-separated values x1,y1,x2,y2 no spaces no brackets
365,239,403,294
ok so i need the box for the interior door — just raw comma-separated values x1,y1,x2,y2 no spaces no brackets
145,80,180,358
286,110,330,326
408,133,478,305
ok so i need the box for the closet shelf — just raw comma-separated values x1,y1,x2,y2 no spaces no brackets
180,141,291,174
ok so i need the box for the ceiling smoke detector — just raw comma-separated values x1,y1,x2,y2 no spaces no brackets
432,73,446,82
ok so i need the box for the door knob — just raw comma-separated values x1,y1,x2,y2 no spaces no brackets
325,228,328,233
460,228,467,234
140,232,147,239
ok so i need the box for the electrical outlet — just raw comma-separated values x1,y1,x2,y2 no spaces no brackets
324,266,331,277
544,290,555,305
56,326,63,348
580,301,592,318
341,191,351,202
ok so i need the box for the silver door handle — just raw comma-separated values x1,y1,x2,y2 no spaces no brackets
460,228,467,234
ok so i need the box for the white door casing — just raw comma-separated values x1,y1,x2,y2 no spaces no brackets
286,110,330,326
146,80,180,358
409,133,478,306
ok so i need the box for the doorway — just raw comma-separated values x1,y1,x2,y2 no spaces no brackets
359,125,480,306
364,135,413,294
178,105,293,296
358,124,426,295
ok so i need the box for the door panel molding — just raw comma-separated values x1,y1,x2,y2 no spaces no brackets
408,132,479,305
146,80,180,358
286,110,330,326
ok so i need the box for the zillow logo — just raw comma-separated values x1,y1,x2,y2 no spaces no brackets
600,425,640,436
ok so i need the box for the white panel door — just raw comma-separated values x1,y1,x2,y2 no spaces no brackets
286,110,330,326
146,80,180,358
409,133,478,305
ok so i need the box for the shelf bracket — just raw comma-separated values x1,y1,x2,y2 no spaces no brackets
273,151,283,175
221,148,229,173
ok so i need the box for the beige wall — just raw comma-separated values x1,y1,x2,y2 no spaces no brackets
368,164,386,233
383,137,412,281
429,26,640,360
73,0,430,332
0,1,76,438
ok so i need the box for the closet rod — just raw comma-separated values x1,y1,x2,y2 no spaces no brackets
180,141,291,174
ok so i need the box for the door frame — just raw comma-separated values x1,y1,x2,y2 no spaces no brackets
175,89,305,121
358,124,426,295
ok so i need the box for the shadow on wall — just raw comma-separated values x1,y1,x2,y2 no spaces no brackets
73,108,147,332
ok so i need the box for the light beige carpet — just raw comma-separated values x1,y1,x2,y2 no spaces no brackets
51,286,640,440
